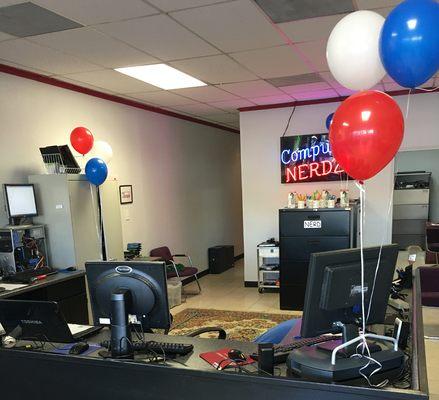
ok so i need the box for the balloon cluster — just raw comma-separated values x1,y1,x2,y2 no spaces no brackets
70,127,113,186
325,0,439,181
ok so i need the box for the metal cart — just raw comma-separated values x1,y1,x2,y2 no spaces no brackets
257,243,279,293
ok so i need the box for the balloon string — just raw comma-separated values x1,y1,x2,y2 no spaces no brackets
90,185,103,260
405,89,412,120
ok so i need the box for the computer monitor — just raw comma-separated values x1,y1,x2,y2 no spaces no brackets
287,245,404,383
4,184,38,225
301,244,399,341
85,261,171,358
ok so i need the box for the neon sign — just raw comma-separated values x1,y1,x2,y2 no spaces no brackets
280,134,351,183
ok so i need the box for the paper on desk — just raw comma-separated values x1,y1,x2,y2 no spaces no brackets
0,283,28,291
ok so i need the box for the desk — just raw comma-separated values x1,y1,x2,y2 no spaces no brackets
0,271,88,324
0,273,428,400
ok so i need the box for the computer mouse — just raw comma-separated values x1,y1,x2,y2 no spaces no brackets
69,342,89,355
66,266,77,272
228,349,246,362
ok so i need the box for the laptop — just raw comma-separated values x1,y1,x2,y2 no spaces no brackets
0,299,102,343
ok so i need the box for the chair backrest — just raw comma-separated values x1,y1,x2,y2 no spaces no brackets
150,246,173,263
426,223,439,248
418,266,439,292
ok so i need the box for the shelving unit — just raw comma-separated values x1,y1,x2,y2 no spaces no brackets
392,171,431,250
257,243,279,293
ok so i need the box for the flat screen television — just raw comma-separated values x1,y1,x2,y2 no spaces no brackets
280,134,352,183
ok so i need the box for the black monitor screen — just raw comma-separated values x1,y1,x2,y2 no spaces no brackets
301,245,398,338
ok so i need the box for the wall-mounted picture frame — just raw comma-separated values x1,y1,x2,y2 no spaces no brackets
119,185,133,204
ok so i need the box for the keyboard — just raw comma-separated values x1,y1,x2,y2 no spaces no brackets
100,340,194,356
3,267,56,283
250,335,337,364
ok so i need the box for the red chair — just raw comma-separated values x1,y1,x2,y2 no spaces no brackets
150,246,201,293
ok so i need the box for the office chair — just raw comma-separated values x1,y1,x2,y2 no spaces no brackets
150,246,201,293
425,223,439,265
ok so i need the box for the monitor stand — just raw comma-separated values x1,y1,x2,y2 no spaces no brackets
98,289,134,359
286,322,405,383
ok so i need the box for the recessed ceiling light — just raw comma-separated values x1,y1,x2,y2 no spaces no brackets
115,64,206,90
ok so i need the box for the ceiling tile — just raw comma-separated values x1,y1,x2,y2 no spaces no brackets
171,85,239,102
373,7,394,18
278,13,346,43
61,69,160,93
147,0,225,12
356,0,401,9
0,31,15,41
171,0,283,53
255,0,354,23
0,2,82,37
28,27,158,68
206,113,240,124
168,102,225,116
334,86,355,97
170,55,257,85
382,74,395,83
0,39,101,74
230,45,311,78
97,14,219,61
32,0,158,25
280,81,331,95
292,88,339,100
250,94,295,105
218,80,283,98
127,91,198,106
419,79,435,89
0,57,51,74
207,98,255,112
295,40,328,72
383,81,405,91
53,75,117,93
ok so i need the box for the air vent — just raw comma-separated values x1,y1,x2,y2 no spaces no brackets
266,73,323,87
254,0,355,23
0,2,82,37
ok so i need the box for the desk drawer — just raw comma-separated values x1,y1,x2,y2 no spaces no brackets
394,189,429,205
393,204,428,220
280,210,350,237
280,236,350,261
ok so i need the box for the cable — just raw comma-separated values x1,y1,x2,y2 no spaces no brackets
281,105,297,137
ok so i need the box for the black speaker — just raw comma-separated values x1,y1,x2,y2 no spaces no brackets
208,246,234,274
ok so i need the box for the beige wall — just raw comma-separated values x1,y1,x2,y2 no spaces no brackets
240,92,439,282
0,73,243,271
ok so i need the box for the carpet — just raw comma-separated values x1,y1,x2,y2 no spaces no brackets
169,308,301,342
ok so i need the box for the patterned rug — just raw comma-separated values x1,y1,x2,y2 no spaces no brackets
169,308,301,342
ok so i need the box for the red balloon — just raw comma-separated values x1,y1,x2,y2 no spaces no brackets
329,91,404,181
70,127,94,155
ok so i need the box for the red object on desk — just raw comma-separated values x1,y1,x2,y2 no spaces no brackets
200,348,255,370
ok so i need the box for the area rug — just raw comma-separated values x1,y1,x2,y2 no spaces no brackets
169,308,301,342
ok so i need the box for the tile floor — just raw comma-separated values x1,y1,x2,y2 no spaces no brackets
173,254,439,397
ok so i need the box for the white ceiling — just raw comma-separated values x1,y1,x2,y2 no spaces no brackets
0,0,436,131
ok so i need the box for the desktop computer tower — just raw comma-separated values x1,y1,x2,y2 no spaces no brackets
208,245,234,274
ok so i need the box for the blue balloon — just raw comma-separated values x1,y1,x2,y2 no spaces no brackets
85,157,108,186
326,113,334,130
380,0,439,88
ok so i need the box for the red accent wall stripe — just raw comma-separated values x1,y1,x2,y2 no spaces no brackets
0,63,240,134
239,87,439,112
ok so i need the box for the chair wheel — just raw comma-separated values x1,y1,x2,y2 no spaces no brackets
258,287,264,293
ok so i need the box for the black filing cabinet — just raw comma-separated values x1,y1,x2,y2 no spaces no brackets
279,207,357,311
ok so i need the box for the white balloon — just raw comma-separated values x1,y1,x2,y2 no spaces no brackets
326,11,386,91
91,140,113,163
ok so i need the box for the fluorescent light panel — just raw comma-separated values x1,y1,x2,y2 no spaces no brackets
115,64,206,90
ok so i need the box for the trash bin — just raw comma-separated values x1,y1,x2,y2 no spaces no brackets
167,278,182,308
